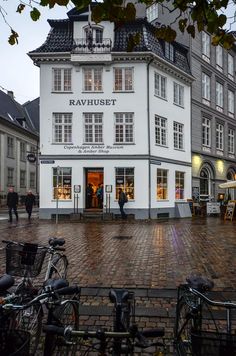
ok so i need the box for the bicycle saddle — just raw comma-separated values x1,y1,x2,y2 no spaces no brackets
186,275,214,292
0,274,15,292
109,289,130,305
48,237,65,247
44,278,69,290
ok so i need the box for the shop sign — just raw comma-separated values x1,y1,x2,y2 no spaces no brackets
63,178,71,185
27,153,36,163
64,145,124,154
74,185,81,193
69,99,117,106
41,160,55,164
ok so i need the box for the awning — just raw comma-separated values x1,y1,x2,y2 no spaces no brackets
219,181,236,189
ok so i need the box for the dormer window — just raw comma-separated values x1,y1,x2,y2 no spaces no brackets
164,42,174,61
84,26,103,44
146,3,158,22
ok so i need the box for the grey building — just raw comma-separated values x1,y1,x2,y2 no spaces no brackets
0,90,39,205
145,2,236,202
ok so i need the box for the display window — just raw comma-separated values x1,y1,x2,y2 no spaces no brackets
53,167,72,200
115,167,134,200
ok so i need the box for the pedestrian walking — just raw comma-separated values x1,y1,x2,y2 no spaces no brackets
86,183,93,209
25,190,35,220
7,187,19,223
118,188,128,219
96,184,103,209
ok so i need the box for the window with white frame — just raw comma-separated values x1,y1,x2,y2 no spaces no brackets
175,171,185,199
173,122,184,150
52,68,72,92
114,113,134,144
216,46,223,71
202,32,210,62
228,90,235,115
30,172,36,188
216,82,223,109
228,53,234,80
146,3,158,22
84,113,103,144
202,73,210,103
155,115,167,146
157,169,168,200
202,117,211,147
85,26,103,43
173,82,184,107
114,67,133,92
7,137,14,158
165,42,174,61
53,113,72,143
7,168,14,186
216,123,224,150
154,72,167,99
228,128,235,155
20,142,26,161
83,68,102,92
20,170,26,188
53,167,72,200
115,167,134,200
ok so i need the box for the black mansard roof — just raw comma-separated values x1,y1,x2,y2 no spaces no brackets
29,8,191,75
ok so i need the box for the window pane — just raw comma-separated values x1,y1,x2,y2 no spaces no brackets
53,167,72,200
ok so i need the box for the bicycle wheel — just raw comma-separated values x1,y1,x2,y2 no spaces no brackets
175,294,201,356
15,303,43,355
44,300,79,356
48,254,68,280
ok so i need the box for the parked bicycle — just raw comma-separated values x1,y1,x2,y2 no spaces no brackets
43,288,165,355
174,275,236,356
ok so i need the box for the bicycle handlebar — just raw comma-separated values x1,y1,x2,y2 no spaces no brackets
188,286,236,309
2,239,65,253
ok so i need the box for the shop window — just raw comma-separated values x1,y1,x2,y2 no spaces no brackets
115,167,134,200
53,167,72,200
175,171,185,199
157,169,168,200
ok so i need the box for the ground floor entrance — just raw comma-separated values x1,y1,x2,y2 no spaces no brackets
85,168,104,209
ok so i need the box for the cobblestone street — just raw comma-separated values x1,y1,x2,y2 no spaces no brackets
1,216,236,354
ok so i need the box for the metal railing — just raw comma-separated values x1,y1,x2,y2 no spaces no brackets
72,38,112,54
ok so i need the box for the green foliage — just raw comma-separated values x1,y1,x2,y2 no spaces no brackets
3,0,236,48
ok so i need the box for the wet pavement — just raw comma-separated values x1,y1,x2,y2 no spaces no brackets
1,216,236,355
0,216,236,290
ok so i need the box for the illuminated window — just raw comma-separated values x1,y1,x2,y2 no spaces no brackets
157,169,168,200
155,116,167,146
115,168,134,200
53,167,72,200
52,68,72,92
115,113,134,143
83,68,102,92
175,171,184,200
53,113,72,143
84,113,103,144
114,68,133,92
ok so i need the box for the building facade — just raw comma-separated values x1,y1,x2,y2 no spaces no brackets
147,2,236,202
0,90,39,205
29,6,193,219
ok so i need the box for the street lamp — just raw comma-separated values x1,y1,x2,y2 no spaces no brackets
56,166,60,224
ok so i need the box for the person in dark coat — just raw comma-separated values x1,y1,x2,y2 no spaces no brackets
25,190,35,220
7,187,19,223
118,188,128,219
86,183,93,209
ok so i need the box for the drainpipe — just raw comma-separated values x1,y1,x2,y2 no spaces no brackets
147,57,154,220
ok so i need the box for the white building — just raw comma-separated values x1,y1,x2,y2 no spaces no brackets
29,5,193,220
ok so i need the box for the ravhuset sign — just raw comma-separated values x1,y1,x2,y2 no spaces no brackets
69,99,117,106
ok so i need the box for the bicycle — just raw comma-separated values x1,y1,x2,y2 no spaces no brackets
174,274,236,356
43,288,165,355
2,283,80,356
2,237,68,298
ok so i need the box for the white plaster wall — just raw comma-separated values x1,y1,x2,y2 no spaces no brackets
149,65,192,163
39,159,149,209
40,62,148,156
151,162,192,208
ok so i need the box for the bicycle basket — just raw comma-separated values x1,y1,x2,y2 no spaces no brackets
6,243,46,277
0,329,30,356
192,331,236,356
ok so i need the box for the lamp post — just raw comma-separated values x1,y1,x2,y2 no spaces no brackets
56,165,60,224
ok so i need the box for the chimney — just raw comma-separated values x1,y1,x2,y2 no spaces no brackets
7,91,14,100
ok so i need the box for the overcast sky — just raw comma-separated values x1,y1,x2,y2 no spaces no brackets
0,1,236,104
